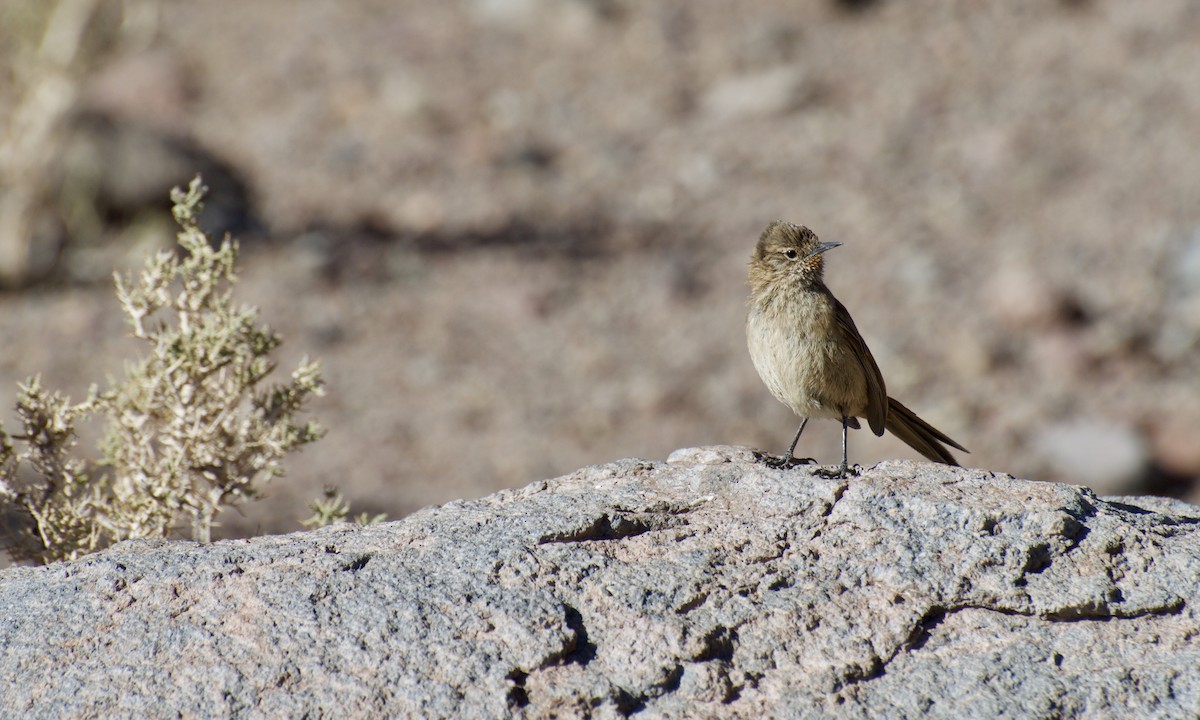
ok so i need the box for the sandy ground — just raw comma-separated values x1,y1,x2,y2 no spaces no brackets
2,0,1199,543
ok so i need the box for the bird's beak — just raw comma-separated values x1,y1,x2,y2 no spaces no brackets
806,241,842,259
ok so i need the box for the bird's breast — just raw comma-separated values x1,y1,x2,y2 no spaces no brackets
746,292,867,420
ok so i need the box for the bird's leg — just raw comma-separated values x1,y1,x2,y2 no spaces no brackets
837,415,850,477
816,415,858,479
758,418,815,468
785,418,809,459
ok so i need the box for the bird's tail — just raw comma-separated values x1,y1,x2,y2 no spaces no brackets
884,397,968,466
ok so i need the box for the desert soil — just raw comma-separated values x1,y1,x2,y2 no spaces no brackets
1,0,1198,542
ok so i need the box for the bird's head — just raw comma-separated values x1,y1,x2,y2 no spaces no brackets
748,221,840,295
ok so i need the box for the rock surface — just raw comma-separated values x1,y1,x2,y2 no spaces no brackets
2,447,1199,718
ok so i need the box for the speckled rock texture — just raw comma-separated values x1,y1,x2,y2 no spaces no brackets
2,447,1198,718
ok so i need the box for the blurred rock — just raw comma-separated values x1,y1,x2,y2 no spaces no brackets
81,48,195,132
832,0,885,13
699,66,817,122
49,112,256,282
2,448,1198,717
1028,329,1089,379
1149,415,1200,481
469,0,615,33
1034,420,1149,495
63,113,252,234
1155,228,1200,362
1171,227,1200,297
987,263,1074,330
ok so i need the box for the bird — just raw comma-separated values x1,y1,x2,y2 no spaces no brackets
746,221,967,478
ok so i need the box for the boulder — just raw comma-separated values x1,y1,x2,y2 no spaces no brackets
2,446,1198,718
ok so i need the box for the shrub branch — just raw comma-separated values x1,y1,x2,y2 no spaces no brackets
0,177,326,562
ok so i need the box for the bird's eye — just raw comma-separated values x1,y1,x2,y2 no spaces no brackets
784,249,798,260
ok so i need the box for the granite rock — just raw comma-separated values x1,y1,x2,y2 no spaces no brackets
2,446,1198,718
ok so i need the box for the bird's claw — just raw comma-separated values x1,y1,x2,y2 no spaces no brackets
814,464,861,479
755,451,817,469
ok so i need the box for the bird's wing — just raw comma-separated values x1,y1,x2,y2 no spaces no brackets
832,296,888,436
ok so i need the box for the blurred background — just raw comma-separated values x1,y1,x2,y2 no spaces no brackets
2,0,1199,543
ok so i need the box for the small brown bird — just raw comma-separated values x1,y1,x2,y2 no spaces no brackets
746,221,967,477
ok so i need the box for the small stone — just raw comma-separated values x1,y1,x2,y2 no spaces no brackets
1170,227,1200,297
987,263,1065,329
82,49,194,131
699,66,815,122
1149,416,1200,480
1033,420,1149,495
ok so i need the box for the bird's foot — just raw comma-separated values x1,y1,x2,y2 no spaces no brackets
754,451,817,469
814,463,861,479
